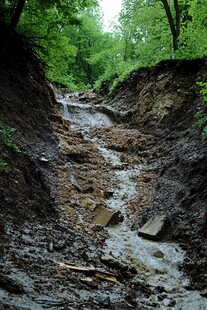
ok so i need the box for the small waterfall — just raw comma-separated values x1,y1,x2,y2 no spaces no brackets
61,101,71,120
59,98,113,129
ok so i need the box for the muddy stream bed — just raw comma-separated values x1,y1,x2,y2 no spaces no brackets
59,95,207,309
0,94,206,309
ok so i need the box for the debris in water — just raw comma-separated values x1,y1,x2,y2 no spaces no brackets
57,261,117,283
200,288,207,297
153,250,164,258
93,206,120,227
138,215,167,241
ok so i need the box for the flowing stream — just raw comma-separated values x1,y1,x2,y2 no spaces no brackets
59,96,207,310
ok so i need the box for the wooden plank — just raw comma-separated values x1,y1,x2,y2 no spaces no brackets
57,261,116,283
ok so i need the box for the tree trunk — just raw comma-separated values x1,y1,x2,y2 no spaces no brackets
174,0,180,38
161,0,180,52
1,0,26,58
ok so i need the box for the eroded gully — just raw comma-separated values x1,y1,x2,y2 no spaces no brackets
59,94,207,310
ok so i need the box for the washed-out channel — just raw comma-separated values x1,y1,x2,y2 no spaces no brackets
60,95,207,309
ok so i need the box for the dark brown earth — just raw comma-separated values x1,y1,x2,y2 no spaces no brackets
107,58,207,290
0,27,154,309
0,28,58,227
0,26,207,309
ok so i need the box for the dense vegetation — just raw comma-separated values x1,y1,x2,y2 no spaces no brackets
0,0,207,91
0,122,21,172
194,82,207,136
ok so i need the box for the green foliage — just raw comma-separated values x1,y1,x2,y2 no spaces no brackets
2,0,207,92
194,82,207,136
0,122,21,153
18,0,99,90
0,122,21,172
61,8,106,89
0,156,10,173
92,0,207,92
197,82,207,102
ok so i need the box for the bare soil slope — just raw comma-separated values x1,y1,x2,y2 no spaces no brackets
0,24,59,231
107,58,207,290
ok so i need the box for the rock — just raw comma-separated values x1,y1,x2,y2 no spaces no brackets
95,294,110,308
81,277,93,284
150,295,157,303
142,174,152,183
39,157,49,163
104,190,114,199
94,225,103,232
154,286,165,294
94,190,105,198
101,254,127,270
200,288,207,297
53,240,66,251
138,215,167,241
0,274,25,294
23,228,30,234
93,206,120,227
162,298,176,307
79,197,96,210
153,250,164,258
47,241,54,252
81,277,98,288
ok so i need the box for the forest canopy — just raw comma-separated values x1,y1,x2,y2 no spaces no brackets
0,0,207,91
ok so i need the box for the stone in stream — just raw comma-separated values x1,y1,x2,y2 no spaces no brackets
95,294,110,307
200,288,207,297
138,215,167,241
153,250,164,258
162,298,176,307
93,206,120,227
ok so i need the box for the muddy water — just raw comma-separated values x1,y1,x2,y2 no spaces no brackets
60,97,207,310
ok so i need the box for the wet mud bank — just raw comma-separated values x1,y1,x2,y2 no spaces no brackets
0,31,161,309
105,58,207,292
0,29,59,230
56,93,207,309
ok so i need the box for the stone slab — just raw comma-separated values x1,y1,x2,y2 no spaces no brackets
93,206,120,227
138,215,166,241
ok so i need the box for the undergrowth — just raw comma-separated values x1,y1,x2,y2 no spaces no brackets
194,82,207,136
0,122,21,172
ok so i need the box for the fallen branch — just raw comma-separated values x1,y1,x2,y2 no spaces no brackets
57,261,117,283
94,272,117,283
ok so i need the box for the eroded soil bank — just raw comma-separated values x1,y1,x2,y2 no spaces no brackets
0,28,207,309
106,58,207,291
